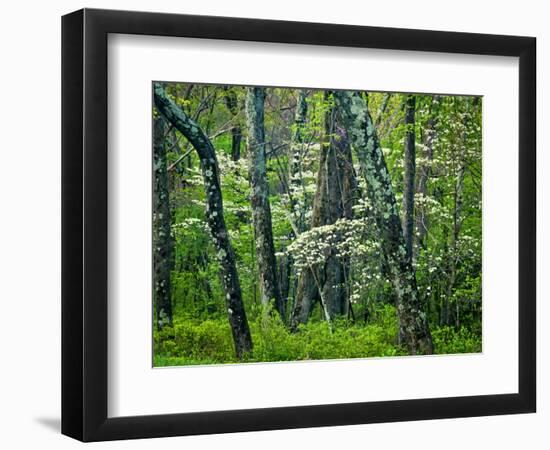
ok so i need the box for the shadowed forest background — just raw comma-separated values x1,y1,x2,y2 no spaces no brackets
152,82,482,366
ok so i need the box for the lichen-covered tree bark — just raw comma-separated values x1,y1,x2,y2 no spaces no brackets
290,92,356,329
402,95,416,261
334,90,433,355
153,82,253,358
153,116,174,330
245,87,285,318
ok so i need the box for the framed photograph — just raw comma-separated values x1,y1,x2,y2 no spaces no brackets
61,8,536,442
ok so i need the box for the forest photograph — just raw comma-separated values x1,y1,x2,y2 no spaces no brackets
152,81,482,367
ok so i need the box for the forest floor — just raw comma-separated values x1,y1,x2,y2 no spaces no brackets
154,305,481,367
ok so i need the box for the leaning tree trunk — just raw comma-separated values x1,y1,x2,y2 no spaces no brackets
334,90,433,355
245,87,285,318
402,95,416,261
153,116,174,330
153,82,253,359
290,92,356,330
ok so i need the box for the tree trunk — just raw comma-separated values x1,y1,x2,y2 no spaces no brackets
444,163,465,326
289,89,309,233
334,90,433,355
402,95,416,261
321,120,355,317
223,87,242,161
444,99,470,327
153,116,174,330
245,87,285,318
414,96,440,260
277,256,291,308
290,92,356,329
280,89,308,322
153,82,253,359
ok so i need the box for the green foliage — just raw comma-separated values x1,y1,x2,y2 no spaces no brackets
154,316,236,362
154,306,401,365
154,304,483,366
432,326,482,354
154,304,481,367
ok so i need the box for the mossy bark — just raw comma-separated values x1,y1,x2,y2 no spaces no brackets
154,82,253,359
334,90,433,355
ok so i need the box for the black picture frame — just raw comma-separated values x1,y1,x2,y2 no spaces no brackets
61,8,536,442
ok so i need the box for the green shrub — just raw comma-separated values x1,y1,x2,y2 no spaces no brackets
154,316,236,363
432,326,482,354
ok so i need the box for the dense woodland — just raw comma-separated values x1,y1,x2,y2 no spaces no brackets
152,82,482,366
